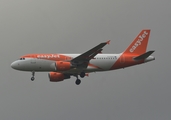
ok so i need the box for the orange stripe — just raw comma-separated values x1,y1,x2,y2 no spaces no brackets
110,54,144,70
88,63,103,70
21,54,72,61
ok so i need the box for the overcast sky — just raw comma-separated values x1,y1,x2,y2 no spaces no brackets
0,0,171,120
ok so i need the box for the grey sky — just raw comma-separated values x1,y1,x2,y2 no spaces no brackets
0,0,171,120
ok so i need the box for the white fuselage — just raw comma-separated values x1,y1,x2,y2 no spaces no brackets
11,53,154,74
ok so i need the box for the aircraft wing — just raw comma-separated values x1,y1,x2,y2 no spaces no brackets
71,40,110,68
134,51,155,61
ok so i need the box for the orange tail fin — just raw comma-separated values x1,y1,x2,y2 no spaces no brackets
123,29,150,55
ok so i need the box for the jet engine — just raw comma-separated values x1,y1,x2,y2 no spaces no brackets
55,61,72,71
48,72,70,82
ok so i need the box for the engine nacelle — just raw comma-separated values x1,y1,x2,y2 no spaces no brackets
55,61,71,71
48,72,70,82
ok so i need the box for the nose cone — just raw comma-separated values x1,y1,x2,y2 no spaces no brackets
11,61,20,70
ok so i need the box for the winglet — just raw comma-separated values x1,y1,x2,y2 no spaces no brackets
106,40,111,45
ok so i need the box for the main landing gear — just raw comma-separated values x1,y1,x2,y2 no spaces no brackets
80,72,85,78
75,79,81,85
31,71,35,81
75,72,85,85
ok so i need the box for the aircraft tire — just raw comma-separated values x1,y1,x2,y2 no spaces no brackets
75,79,81,85
80,72,85,78
31,77,35,81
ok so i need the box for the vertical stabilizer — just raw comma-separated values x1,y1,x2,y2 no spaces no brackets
123,29,150,55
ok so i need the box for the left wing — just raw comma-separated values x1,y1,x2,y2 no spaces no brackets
71,40,110,68
134,51,155,61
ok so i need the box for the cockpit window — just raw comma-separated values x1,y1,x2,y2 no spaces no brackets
20,58,25,60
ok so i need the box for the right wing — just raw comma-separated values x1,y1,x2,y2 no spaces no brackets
71,40,110,68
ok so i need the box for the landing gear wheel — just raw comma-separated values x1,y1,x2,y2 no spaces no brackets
31,71,35,81
31,77,35,81
80,72,85,78
75,79,81,85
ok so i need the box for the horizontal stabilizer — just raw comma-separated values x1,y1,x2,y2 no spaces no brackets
134,51,155,61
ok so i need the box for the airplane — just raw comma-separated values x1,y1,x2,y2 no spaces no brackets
11,29,155,85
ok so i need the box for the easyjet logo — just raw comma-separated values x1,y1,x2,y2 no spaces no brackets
37,54,59,59
129,31,148,53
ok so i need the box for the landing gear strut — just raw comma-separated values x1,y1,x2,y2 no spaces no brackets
31,71,35,81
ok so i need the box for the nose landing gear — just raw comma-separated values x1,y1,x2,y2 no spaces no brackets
31,77,35,81
31,72,35,81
